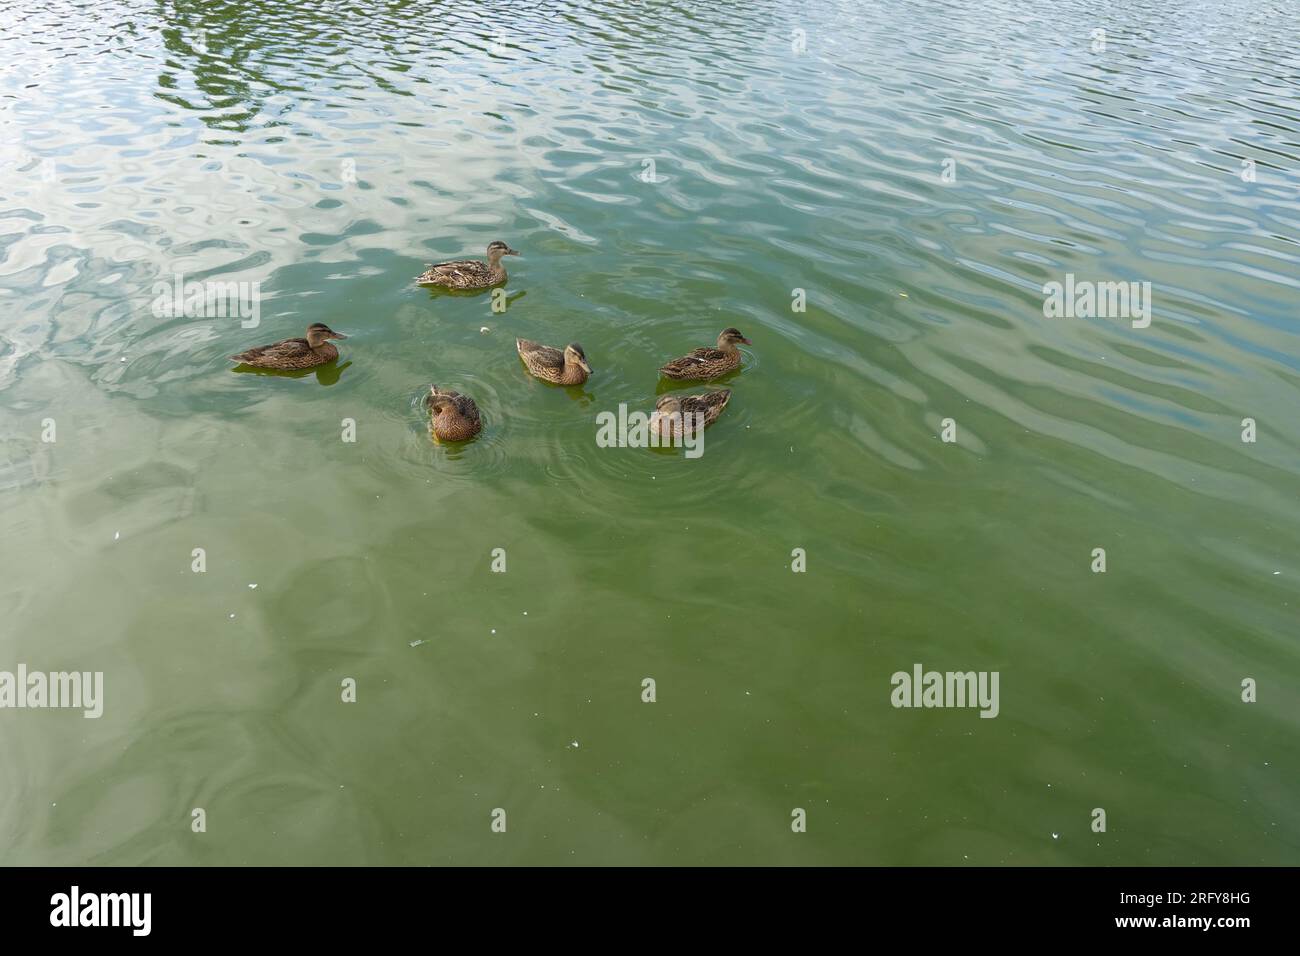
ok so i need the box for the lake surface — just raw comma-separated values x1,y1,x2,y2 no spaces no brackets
1,0,1297,865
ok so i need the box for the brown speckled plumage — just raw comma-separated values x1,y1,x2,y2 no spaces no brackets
230,323,347,370
516,338,591,385
416,240,519,289
649,389,732,439
658,327,751,380
426,385,482,441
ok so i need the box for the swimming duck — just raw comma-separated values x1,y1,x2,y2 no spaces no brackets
229,323,347,369
416,241,519,289
658,328,751,380
649,389,732,439
426,385,482,441
516,338,591,385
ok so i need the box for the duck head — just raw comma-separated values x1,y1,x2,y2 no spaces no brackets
486,240,520,263
564,342,591,374
427,384,460,413
655,394,683,416
718,327,751,348
306,323,348,347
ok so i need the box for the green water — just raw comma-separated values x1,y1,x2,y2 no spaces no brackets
1,0,1298,865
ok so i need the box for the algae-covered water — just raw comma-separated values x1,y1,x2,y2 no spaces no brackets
0,0,1297,864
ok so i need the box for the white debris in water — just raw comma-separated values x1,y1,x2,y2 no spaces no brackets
229,614,235,619
1051,833,1059,840
409,639,427,648
569,740,579,748
480,326,490,334
113,531,120,541
490,628,496,634
248,583,258,589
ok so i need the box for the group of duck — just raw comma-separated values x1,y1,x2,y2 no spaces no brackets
229,241,751,442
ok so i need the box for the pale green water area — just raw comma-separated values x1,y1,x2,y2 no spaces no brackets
1,0,1298,865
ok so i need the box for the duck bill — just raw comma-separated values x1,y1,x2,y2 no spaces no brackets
505,248,520,256
739,337,752,345
330,331,349,339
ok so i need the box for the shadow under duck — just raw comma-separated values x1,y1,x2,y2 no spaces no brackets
516,338,591,385
649,389,732,439
658,327,751,380
229,323,347,370
426,385,482,441
417,241,519,289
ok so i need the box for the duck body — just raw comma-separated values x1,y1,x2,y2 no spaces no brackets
658,327,751,380
230,323,347,370
650,389,732,439
417,240,519,290
516,338,591,385
426,385,482,441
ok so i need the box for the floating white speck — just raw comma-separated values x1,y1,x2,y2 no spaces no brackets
409,639,427,648
523,611,528,616
1273,571,1281,575
229,613,235,619
113,531,120,541
490,628,496,634
569,740,579,748
248,583,258,589
480,326,490,334
1051,833,1059,840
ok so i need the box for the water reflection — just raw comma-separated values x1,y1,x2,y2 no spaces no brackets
230,359,351,385
420,285,524,304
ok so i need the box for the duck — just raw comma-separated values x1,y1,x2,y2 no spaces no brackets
426,385,482,441
516,338,591,385
229,323,347,369
649,389,732,439
416,241,519,289
658,327,751,380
